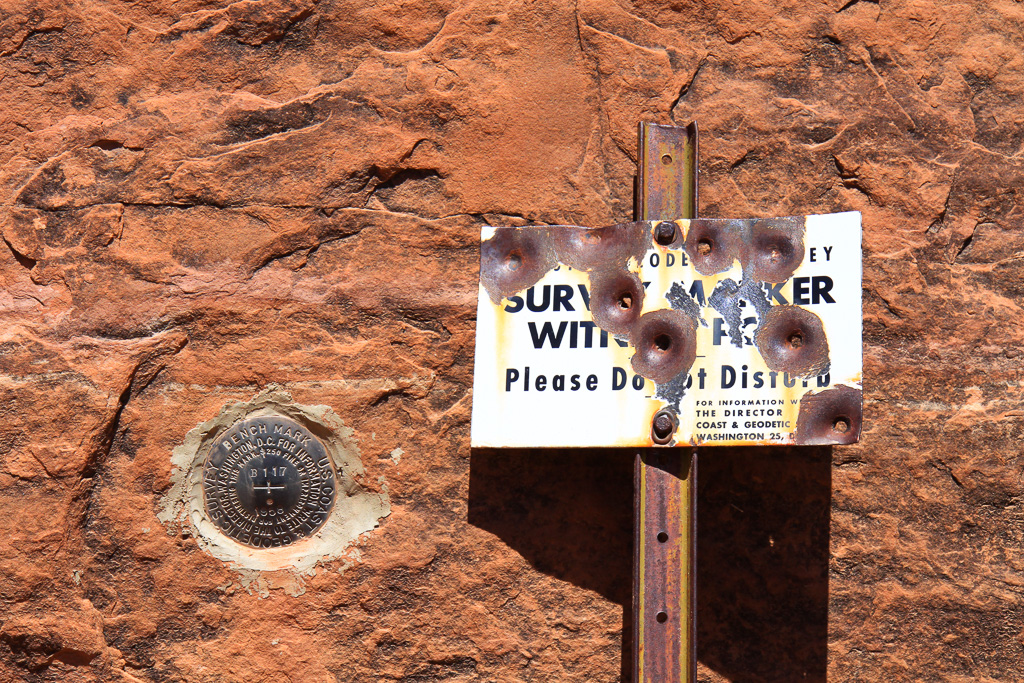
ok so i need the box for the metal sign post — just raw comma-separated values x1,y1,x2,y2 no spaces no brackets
633,122,698,682
470,122,863,682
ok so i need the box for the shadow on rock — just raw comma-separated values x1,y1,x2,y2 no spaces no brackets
467,448,635,676
697,445,832,683
468,445,831,683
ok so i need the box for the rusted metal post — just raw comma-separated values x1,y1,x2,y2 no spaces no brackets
633,122,698,683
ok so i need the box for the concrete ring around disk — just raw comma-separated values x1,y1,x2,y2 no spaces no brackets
158,387,390,574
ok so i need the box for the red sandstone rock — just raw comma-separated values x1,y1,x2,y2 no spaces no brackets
1,0,1023,681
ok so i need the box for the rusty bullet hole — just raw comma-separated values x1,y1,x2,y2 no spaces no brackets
755,305,830,377
657,531,669,543
661,154,673,165
795,385,861,445
553,223,648,271
480,228,556,304
591,271,644,335
748,221,805,282
656,611,669,623
654,221,676,245
631,310,697,383
685,224,737,275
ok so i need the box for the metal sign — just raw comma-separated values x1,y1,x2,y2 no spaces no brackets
471,212,862,448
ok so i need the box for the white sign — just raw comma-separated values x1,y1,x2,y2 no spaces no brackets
471,212,862,448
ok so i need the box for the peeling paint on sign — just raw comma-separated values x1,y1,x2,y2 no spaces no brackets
471,212,862,448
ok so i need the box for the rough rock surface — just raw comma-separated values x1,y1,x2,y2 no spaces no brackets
1,0,1022,681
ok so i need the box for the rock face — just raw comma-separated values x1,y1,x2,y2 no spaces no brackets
1,0,1022,681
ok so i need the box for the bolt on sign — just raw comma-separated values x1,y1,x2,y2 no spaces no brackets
471,213,862,448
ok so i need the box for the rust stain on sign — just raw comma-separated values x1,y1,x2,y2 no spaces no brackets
471,213,862,448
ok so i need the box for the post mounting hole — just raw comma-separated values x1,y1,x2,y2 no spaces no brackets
661,154,673,165
656,611,668,623
657,531,668,543
654,221,676,245
652,411,674,443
